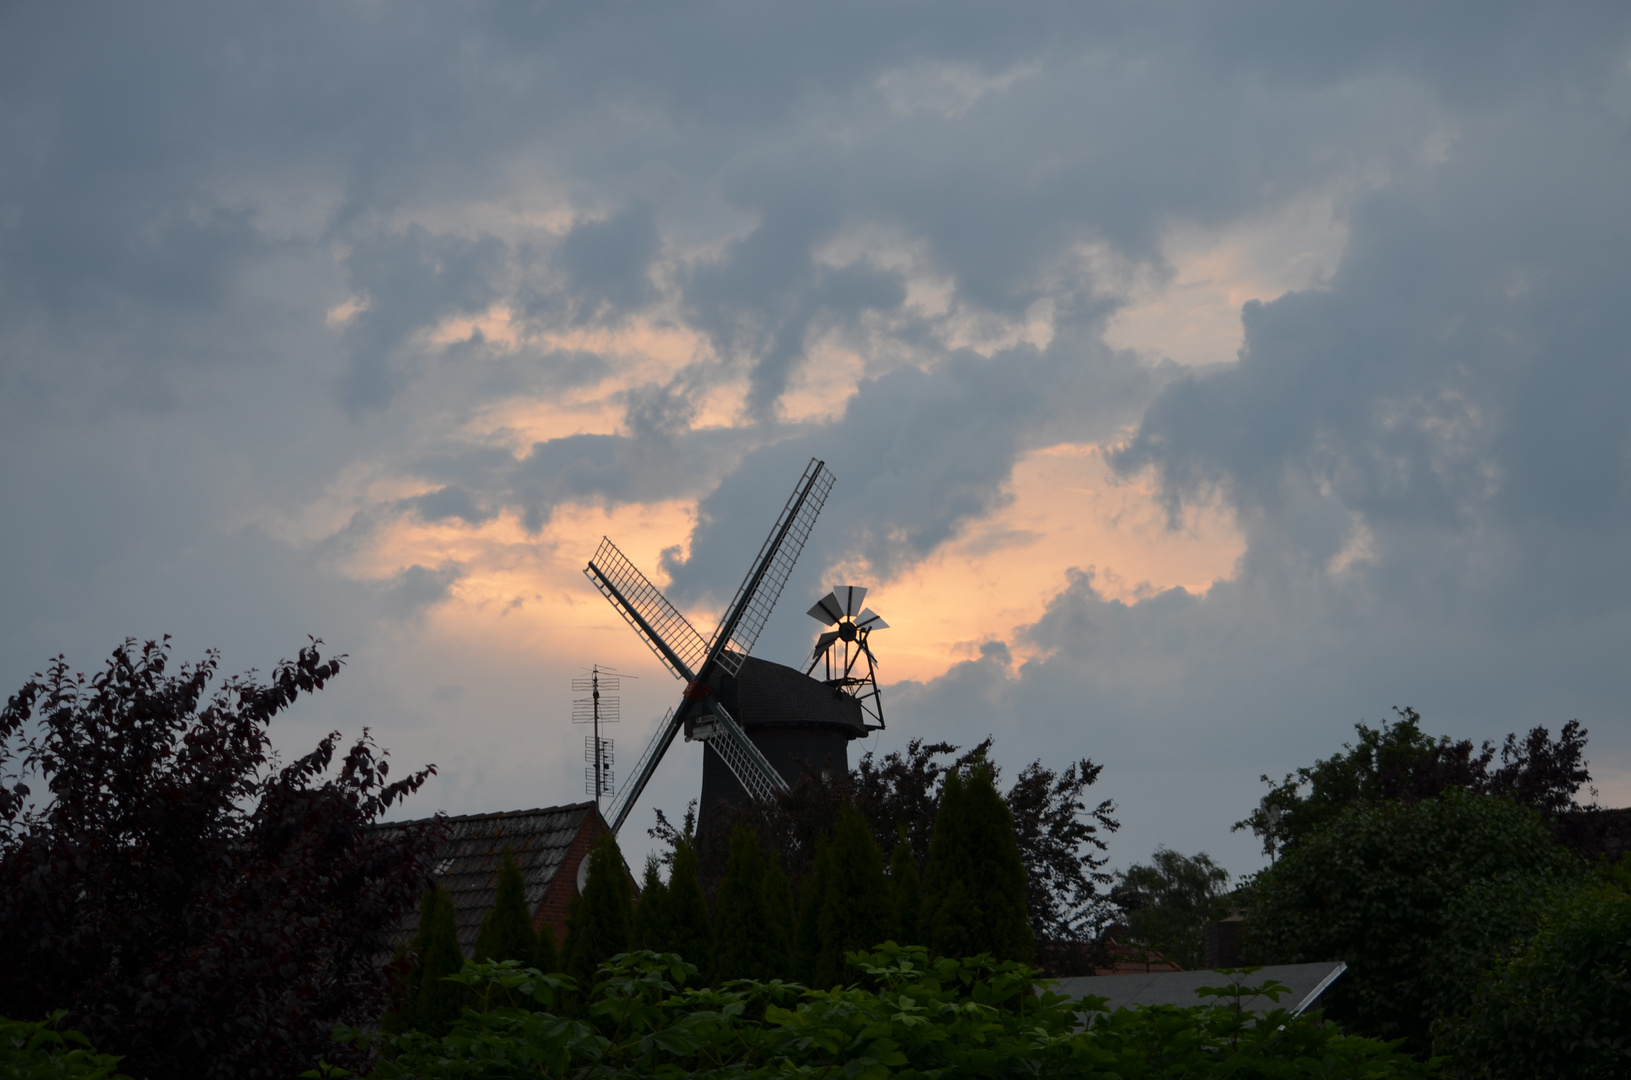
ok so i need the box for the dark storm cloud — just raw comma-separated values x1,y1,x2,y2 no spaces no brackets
4,0,1631,874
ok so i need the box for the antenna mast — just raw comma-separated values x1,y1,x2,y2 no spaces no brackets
572,665,633,813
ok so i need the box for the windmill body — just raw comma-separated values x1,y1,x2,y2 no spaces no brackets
584,458,884,839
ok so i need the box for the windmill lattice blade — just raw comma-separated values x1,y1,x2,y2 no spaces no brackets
708,458,836,675
835,585,867,616
607,707,681,833
698,700,789,800
585,538,709,681
812,629,841,659
854,608,888,631
808,592,844,625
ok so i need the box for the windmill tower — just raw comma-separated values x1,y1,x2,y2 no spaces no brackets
583,458,885,837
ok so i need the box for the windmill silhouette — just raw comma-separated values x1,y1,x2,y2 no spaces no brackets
584,458,883,835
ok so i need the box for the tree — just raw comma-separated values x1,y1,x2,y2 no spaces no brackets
890,831,922,946
662,840,713,970
794,836,833,984
712,827,791,982
1112,848,1230,970
810,805,895,987
408,886,466,1037
1247,788,1581,1054
633,855,669,952
1005,757,1118,942
473,848,539,966
1436,860,1631,1079
0,638,437,1080
561,833,633,995
920,763,1033,963
1236,708,1594,857
682,737,1116,959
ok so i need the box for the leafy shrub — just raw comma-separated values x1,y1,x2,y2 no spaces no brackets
337,946,1436,1079
1436,863,1631,1079
0,1013,129,1080
1246,788,1580,1053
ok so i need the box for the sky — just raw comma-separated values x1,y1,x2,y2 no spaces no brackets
3,1,1630,884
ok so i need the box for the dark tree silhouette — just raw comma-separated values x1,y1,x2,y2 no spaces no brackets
1236,708,1596,856
0,637,438,1080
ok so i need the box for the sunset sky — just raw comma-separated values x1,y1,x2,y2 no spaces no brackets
4,2,1630,879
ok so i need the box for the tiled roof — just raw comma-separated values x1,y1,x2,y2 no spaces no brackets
381,803,597,954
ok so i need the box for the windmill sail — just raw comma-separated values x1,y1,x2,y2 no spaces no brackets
607,707,678,832
584,537,709,682
707,458,836,676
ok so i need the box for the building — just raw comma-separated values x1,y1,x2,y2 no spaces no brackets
379,801,620,953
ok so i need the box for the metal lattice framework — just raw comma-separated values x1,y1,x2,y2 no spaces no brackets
585,538,709,681
588,458,835,833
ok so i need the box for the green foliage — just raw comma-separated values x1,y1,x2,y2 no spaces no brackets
343,947,1436,1079
0,1013,130,1079
810,805,896,988
889,830,922,946
1248,788,1580,1053
793,836,834,984
1113,848,1231,970
632,855,669,952
562,834,634,998
410,886,468,1037
0,638,436,1080
921,762,1034,963
660,840,713,971
473,848,539,967
1436,859,1631,1079
1236,709,1592,857
711,827,791,982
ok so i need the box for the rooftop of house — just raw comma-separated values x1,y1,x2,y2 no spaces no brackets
379,802,605,954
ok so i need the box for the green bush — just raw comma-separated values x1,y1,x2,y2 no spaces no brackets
1246,788,1580,1053
337,947,1436,1079
0,1013,130,1080
1436,865,1631,1079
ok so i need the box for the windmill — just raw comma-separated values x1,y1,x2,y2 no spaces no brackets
585,458,880,836
806,586,888,729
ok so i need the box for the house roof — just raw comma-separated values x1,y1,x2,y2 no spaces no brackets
1053,961,1348,1019
380,802,601,954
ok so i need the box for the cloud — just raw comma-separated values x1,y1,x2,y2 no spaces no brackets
3,0,1630,881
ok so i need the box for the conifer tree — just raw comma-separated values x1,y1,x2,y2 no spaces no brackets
533,916,559,973
411,885,466,1036
562,833,633,995
891,830,923,946
473,848,539,965
713,827,790,982
920,764,1033,963
766,857,796,980
633,854,670,951
813,805,895,987
795,837,835,984
663,839,713,973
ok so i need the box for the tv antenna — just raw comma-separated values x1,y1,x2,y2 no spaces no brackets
586,457,836,833
806,585,887,729
572,664,633,813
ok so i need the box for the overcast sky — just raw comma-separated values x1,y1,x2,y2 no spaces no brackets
4,1,1629,882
